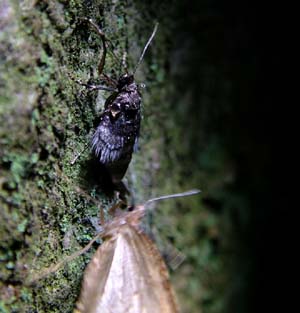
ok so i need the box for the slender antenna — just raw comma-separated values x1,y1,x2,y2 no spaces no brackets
145,189,201,205
26,231,103,285
133,23,159,74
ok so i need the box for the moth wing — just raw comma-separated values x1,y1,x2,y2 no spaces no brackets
125,228,179,313
75,238,117,313
75,225,179,313
100,226,179,313
91,114,124,164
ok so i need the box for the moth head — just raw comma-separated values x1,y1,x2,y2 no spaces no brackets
117,73,134,90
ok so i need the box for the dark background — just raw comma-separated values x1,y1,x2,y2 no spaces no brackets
168,0,285,312
154,0,284,312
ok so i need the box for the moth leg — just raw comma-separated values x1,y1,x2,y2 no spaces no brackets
108,200,126,217
84,18,107,77
102,73,118,89
162,241,186,270
71,76,116,92
114,181,131,204
99,205,105,225
84,19,118,88
70,143,89,165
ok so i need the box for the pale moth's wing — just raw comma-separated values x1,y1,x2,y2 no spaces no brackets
75,225,179,313
74,236,118,313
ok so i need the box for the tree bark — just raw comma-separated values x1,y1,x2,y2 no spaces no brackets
1,1,277,313
1,1,201,312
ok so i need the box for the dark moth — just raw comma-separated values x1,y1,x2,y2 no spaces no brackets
79,20,158,188
91,73,141,184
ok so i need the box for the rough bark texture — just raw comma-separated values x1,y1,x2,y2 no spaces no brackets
1,0,277,313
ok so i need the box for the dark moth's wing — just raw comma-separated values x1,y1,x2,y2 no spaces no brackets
75,225,179,313
91,113,124,164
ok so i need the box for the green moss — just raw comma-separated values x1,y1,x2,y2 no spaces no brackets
0,301,9,313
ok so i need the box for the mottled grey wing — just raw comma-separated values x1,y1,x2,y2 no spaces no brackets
91,114,124,164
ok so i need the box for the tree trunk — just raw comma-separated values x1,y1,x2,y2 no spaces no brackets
1,1,277,313
1,1,199,312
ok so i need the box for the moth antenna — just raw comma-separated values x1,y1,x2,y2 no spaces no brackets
133,22,159,75
26,231,103,285
145,189,201,206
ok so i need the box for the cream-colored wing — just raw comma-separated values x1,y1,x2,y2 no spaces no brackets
75,225,179,313
125,226,179,313
75,237,118,313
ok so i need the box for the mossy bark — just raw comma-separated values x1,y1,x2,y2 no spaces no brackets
1,1,202,312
